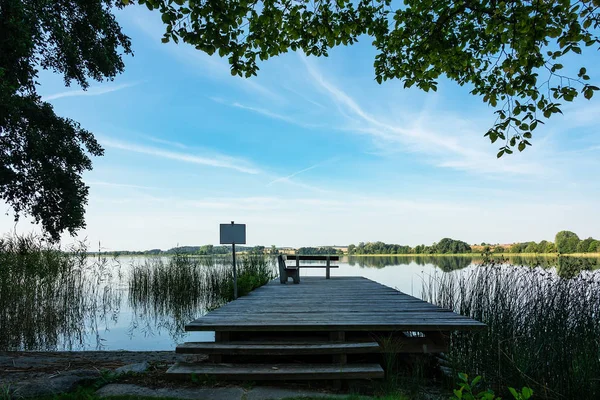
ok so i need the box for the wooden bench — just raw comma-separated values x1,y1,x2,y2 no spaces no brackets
285,255,340,280
277,255,300,284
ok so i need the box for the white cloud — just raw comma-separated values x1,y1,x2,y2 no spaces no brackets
43,82,138,101
100,137,261,174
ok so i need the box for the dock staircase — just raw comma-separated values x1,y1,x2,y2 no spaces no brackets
167,331,385,381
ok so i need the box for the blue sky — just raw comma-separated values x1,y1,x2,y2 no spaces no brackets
2,6,600,250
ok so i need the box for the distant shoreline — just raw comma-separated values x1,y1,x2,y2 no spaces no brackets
347,252,600,257
86,252,600,258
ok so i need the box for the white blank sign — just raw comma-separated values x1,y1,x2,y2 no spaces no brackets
220,223,246,244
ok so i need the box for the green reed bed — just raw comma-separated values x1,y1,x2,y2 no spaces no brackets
128,253,275,330
0,234,121,350
424,263,600,399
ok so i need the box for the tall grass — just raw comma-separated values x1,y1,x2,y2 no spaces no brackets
0,234,121,351
128,253,275,337
424,262,600,399
1,234,274,350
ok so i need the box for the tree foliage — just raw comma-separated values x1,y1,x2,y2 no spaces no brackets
143,0,600,156
297,246,343,255
347,239,471,254
1,0,132,240
435,238,472,254
555,230,581,253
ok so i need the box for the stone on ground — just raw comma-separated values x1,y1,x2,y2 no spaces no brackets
115,361,149,374
9,369,101,398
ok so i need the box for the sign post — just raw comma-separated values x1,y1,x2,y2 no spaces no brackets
219,221,246,300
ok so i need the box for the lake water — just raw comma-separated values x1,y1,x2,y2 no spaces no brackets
2,254,598,352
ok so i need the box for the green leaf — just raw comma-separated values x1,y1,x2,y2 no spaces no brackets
497,150,504,158
471,375,481,387
508,387,519,399
521,387,533,399
458,372,468,382
453,389,463,399
518,142,526,152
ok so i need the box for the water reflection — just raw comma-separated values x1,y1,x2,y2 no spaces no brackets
346,254,600,272
0,238,123,351
1,244,598,351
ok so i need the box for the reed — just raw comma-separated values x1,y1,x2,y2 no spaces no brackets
423,262,600,399
127,253,276,337
0,234,121,350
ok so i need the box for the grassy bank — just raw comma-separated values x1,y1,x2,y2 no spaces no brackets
424,264,600,399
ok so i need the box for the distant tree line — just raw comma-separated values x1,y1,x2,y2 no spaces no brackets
486,230,599,254
95,230,599,257
98,244,266,257
347,238,472,255
297,247,344,255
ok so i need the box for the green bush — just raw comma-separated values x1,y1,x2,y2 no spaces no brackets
451,373,533,400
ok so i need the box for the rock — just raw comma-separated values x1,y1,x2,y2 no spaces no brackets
11,369,101,398
96,384,244,400
114,361,149,375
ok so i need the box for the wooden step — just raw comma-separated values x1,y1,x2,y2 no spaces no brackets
176,340,380,355
166,362,384,380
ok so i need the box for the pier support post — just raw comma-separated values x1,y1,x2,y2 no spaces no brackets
209,331,231,363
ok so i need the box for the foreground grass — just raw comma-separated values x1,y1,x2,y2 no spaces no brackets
425,264,600,399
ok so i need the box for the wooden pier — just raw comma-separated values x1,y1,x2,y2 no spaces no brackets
168,276,485,381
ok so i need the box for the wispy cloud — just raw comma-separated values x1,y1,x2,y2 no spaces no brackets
143,135,189,150
100,137,261,174
210,97,321,128
87,181,161,190
43,82,138,101
128,9,280,101
275,178,333,193
268,159,335,186
282,85,326,109
231,102,302,125
299,53,547,176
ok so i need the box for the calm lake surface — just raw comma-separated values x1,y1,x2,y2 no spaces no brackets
3,255,599,352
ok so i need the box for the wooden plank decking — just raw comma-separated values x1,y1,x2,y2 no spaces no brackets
186,276,486,332
167,363,384,380
170,276,484,381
